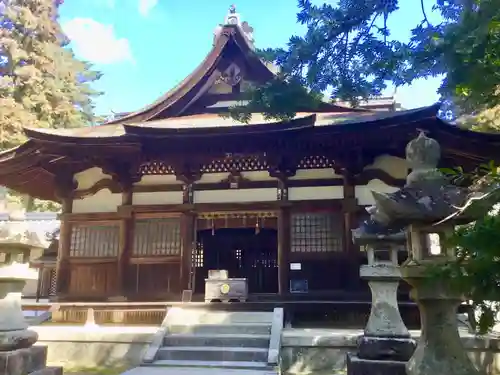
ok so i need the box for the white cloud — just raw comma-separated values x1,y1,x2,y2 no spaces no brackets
138,0,158,16
63,18,133,65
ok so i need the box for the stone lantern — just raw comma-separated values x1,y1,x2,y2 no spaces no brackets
0,205,61,374
366,131,486,375
348,221,415,375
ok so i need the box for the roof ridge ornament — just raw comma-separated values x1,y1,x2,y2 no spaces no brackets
213,4,255,48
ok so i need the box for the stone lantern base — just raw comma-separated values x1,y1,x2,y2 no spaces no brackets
0,346,62,375
347,263,416,375
0,269,63,375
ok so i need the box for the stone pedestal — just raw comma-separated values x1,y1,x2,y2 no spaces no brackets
347,251,415,375
402,265,480,375
0,267,62,375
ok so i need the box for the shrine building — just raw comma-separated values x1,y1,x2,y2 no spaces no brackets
0,7,499,302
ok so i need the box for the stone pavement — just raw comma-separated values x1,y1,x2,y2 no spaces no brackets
122,367,277,375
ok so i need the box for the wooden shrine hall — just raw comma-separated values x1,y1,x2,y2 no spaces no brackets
1,6,500,303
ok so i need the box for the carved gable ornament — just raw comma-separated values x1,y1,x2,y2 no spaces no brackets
217,63,242,87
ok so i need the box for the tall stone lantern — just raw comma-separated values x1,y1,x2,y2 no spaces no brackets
348,221,415,375
0,205,61,375
366,132,485,375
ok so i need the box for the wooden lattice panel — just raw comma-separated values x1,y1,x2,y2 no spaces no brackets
291,213,343,253
70,223,120,257
201,155,269,173
133,218,181,256
138,161,175,175
49,269,57,296
297,155,335,169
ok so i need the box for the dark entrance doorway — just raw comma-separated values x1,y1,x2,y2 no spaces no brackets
192,228,278,295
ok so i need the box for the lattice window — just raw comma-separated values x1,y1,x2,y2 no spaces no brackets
133,218,181,256
291,213,343,252
297,156,335,169
138,161,175,175
201,155,269,173
49,269,57,296
70,223,120,257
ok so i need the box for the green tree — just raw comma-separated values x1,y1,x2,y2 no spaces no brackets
232,0,500,124
234,0,500,332
0,0,102,211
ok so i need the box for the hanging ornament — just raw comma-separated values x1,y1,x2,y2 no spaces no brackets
255,217,260,235
211,218,215,236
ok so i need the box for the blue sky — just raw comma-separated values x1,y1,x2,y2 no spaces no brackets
59,0,443,115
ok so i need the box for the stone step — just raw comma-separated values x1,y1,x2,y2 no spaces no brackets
163,333,270,348
29,367,63,375
168,323,271,335
156,346,268,362
166,309,274,325
145,359,273,371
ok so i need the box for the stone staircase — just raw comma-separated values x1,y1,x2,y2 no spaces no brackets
141,307,282,374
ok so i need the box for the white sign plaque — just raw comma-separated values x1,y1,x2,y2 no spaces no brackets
290,263,302,271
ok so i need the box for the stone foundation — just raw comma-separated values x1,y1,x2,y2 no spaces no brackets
281,329,500,375
347,352,407,375
0,345,62,375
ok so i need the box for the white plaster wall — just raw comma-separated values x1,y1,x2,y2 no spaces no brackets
241,171,276,181
196,172,229,184
194,188,277,203
74,167,112,191
134,175,182,186
72,189,122,213
355,179,400,206
364,155,408,179
289,168,341,180
288,186,343,201
132,192,183,205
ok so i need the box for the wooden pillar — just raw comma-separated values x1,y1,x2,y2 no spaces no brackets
342,171,357,252
277,205,291,295
116,186,133,299
271,160,295,296
177,170,198,293
35,268,42,302
54,196,73,300
180,213,195,292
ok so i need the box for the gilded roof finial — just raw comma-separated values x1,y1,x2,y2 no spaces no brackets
229,4,236,13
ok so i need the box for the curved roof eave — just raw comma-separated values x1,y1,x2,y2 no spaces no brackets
123,114,317,137
22,126,138,147
104,24,273,125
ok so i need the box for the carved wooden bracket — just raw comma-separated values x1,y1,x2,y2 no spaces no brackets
268,155,298,201
222,170,249,189
54,173,77,200
100,161,141,190
173,161,202,204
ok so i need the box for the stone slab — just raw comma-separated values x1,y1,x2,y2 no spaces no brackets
30,366,63,375
346,352,407,375
122,366,277,375
0,345,48,375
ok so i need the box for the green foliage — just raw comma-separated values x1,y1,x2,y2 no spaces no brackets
442,0,500,114
0,0,101,211
232,0,500,122
0,0,102,149
434,163,500,333
428,216,500,334
226,76,323,123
